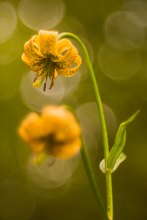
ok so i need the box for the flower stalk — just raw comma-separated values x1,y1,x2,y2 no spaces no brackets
81,141,108,220
59,32,113,220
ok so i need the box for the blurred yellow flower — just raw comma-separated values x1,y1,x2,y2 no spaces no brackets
18,105,81,160
22,30,82,90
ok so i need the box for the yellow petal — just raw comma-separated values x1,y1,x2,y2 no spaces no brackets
21,53,44,74
18,112,47,141
39,30,58,55
42,106,81,142
62,46,78,65
30,141,46,153
41,105,69,130
23,36,43,60
55,41,80,69
57,55,82,76
32,71,47,88
21,53,44,73
49,138,82,159
53,69,58,79
21,53,31,66
53,38,82,75
52,39,73,62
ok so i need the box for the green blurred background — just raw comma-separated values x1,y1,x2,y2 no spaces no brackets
0,0,147,219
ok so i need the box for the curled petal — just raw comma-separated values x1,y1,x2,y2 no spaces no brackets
31,35,44,57
58,55,82,76
23,35,43,61
55,42,80,69
61,46,78,68
18,113,46,142
52,39,73,62
22,35,45,72
21,53,31,66
54,116,81,142
22,53,45,72
39,30,58,55
41,106,72,130
42,106,80,137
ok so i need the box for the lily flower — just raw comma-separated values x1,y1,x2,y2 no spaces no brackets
18,105,81,161
22,30,82,90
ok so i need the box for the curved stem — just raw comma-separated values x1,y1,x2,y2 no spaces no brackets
81,141,108,220
59,32,109,160
59,32,113,220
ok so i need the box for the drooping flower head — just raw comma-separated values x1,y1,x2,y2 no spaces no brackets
18,105,81,162
22,30,82,90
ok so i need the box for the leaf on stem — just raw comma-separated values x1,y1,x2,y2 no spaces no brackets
107,110,140,171
99,110,140,173
99,152,127,173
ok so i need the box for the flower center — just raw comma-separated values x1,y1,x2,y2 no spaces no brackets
38,133,68,153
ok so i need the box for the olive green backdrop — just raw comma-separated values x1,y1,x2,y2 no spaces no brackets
0,0,147,219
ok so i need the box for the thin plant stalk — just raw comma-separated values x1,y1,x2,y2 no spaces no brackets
81,141,108,220
59,32,113,220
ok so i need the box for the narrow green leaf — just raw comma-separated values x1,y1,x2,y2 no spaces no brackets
107,110,140,170
121,110,140,125
107,128,126,169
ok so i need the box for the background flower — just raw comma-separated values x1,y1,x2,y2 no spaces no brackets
18,105,81,160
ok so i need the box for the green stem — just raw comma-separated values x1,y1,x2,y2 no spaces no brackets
105,172,113,220
59,32,113,220
81,142,108,220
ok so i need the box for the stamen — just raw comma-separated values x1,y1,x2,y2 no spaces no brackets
33,77,37,83
49,77,54,89
43,72,48,91
43,81,47,91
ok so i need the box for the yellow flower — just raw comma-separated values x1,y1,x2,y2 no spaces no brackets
22,30,82,90
18,105,81,160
